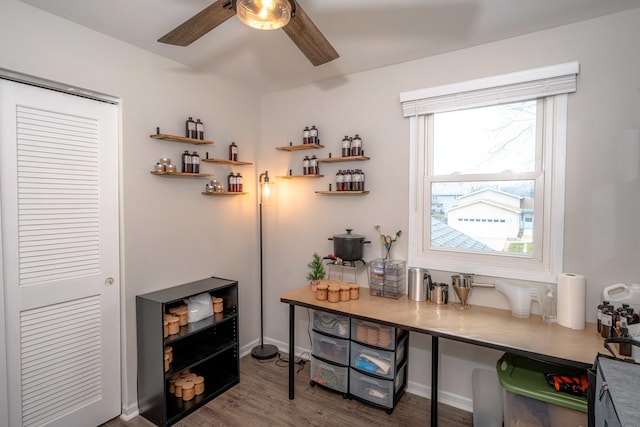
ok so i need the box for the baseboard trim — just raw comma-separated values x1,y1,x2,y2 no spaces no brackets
120,401,139,421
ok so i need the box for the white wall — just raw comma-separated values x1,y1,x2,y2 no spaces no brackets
261,9,640,409
0,0,262,416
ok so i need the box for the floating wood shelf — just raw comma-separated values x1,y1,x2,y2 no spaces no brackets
150,171,212,178
275,143,324,151
150,133,214,145
201,192,248,196
277,174,325,179
317,155,370,163
315,190,370,195
201,158,253,166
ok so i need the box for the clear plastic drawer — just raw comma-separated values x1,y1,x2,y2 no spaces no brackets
351,319,398,350
312,330,350,365
312,310,350,338
349,368,394,408
350,340,405,380
310,355,348,393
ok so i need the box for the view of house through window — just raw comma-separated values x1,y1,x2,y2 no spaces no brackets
429,101,539,256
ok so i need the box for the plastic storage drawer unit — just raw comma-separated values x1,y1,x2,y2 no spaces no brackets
312,310,350,338
310,355,349,394
312,330,350,365
497,353,587,427
350,338,406,380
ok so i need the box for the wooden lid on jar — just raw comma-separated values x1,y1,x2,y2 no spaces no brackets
339,284,350,291
166,316,179,324
317,284,329,290
176,307,188,315
181,380,194,390
212,297,223,303
349,283,359,289
164,346,172,354
193,376,204,385
328,285,340,291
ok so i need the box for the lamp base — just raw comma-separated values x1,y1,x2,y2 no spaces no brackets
251,343,279,360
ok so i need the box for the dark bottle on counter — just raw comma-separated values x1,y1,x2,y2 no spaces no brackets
181,150,192,173
227,172,236,192
196,119,204,140
336,170,344,191
302,126,310,144
186,117,196,139
597,300,609,333
236,172,243,192
351,134,362,156
309,155,318,175
309,125,318,144
343,169,352,191
601,305,613,339
191,151,200,174
302,155,310,175
229,142,238,162
342,136,351,157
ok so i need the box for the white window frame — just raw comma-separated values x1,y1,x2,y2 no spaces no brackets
400,62,579,283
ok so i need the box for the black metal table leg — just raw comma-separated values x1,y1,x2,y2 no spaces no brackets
289,304,295,400
431,335,439,426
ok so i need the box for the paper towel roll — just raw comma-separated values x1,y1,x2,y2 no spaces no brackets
557,273,586,330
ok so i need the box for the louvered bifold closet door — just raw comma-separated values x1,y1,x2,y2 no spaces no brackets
17,106,100,286
0,79,120,427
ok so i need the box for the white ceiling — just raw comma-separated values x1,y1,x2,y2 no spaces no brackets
19,0,640,93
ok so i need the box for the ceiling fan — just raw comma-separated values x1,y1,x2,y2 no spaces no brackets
158,0,339,66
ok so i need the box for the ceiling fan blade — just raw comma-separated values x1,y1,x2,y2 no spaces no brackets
158,0,235,46
282,3,339,66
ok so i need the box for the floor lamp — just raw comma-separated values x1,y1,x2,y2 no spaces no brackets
251,171,279,360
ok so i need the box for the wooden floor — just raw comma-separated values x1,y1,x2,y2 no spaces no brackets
102,353,473,427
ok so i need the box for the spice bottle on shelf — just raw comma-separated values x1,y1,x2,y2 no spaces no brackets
191,151,200,174
302,126,310,144
196,119,204,140
343,170,352,191
351,169,361,191
229,142,238,162
181,150,192,173
335,170,344,191
351,134,362,156
309,125,319,144
236,172,243,192
341,136,351,157
227,172,236,192
309,155,318,175
185,117,196,139
302,155,310,175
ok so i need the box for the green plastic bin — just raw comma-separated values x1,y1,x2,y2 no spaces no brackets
497,353,587,427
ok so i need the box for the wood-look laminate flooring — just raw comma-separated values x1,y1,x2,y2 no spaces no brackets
102,353,473,427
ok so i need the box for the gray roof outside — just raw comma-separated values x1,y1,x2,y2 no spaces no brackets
430,218,494,251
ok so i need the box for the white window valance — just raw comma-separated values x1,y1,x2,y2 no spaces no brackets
400,62,579,117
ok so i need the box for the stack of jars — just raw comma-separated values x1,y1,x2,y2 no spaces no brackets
335,169,365,191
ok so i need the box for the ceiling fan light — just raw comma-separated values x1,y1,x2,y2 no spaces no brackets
236,0,292,30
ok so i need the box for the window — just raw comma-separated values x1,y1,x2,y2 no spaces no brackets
401,63,579,283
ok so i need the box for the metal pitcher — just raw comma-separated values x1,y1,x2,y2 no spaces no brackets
430,282,449,305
